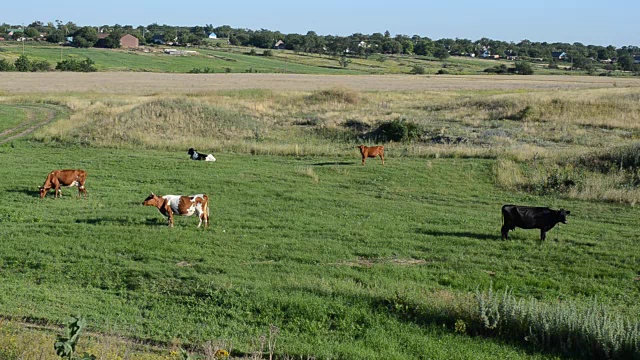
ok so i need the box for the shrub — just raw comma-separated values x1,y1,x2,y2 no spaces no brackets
56,58,97,72
14,55,32,72
484,64,509,74
0,58,14,71
263,49,273,57
373,118,422,142
31,59,52,72
410,65,426,74
436,69,449,75
249,48,257,56
514,61,534,75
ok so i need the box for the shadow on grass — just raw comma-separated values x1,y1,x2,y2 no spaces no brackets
76,217,166,226
311,161,355,166
417,228,498,241
9,187,41,198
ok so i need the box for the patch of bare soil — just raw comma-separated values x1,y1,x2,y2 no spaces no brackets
332,257,429,268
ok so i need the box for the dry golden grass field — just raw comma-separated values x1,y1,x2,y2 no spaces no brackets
2,73,640,94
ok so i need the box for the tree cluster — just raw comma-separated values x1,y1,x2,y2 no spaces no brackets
0,20,638,68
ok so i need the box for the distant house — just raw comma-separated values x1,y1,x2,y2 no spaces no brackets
120,34,139,48
274,40,285,50
96,33,139,48
481,50,491,58
208,32,217,39
634,55,640,64
552,51,567,60
358,41,369,48
152,34,165,45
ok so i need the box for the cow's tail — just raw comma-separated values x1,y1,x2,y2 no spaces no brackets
202,195,210,226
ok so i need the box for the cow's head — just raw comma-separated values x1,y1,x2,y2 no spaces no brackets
187,148,196,156
558,209,571,224
38,186,48,199
357,145,365,152
143,193,159,207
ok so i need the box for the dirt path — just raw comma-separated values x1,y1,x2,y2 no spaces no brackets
0,105,57,145
1,73,639,94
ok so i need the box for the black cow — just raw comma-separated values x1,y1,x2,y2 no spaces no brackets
501,205,570,241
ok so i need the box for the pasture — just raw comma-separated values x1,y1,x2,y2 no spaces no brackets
1,143,639,359
0,75,640,359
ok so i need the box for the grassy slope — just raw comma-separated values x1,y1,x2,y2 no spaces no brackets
0,105,27,132
1,141,638,359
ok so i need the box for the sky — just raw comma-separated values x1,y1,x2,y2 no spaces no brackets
2,0,638,47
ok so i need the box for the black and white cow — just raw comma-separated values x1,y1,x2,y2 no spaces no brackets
501,205,570,241
187,148,216,162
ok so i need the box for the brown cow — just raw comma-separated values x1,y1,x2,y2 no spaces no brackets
143,193,210,228
357,145,384,165
39,169,87,199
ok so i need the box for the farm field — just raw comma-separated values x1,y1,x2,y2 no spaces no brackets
0,42,610,76
1,72,640,94
1,142,639,359
0,74,639,359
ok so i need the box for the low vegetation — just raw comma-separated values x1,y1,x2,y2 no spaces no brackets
1,79,640,358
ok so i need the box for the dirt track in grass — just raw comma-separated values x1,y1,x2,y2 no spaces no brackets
2,72,640,94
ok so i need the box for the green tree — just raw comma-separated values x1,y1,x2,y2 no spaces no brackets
433,45,450,60
24,27,39,38
46,29,65,43
338,53,351,68
617,53,635,71
103,30,124,48
514,61,534,75
72,26,98,48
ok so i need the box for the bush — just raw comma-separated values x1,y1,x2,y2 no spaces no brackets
14,55,32,72
374,118,422,142
56,58,97,72
263,49,273,57
31,59,51,72
436,69,449,75
0,58,14,71
514,61,534,75
249,48,257,56
484,64,509,74
410,65,426,74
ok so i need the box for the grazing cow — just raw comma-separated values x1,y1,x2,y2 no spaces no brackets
357,145,384,166
143,193,210,228
39,169,87,199
501,205,570,241
188,148,216,162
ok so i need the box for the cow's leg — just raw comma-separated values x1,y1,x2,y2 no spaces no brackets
501,225,509,240
168,213,174,228
380,153,384,165
361,156,366,165
540,229,546,241
55,184,61,198
197,212,203,228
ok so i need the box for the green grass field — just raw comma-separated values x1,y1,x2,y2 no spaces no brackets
1,140,639,359
0,42,594,75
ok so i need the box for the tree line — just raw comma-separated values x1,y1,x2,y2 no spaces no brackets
1,21,639,71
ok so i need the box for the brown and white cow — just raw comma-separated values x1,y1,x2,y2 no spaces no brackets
357,145,385,165
39,169,87,199
143,193,210,228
